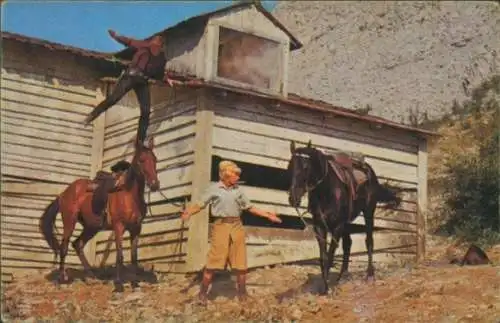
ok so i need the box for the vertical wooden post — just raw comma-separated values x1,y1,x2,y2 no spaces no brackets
203,23,219,81
185,88,214,272
281,39,289,98
85,82,107,266
416,137,428,262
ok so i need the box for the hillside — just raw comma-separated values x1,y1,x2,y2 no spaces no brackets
274,1,500,123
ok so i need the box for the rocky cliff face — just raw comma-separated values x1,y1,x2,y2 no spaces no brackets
274,1,500,123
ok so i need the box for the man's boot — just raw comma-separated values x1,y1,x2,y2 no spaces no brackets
236,271,248,302
198,269,213,305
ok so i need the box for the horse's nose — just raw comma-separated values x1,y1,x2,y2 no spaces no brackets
151,180,160,191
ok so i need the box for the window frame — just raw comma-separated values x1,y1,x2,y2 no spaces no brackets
210,22,285,96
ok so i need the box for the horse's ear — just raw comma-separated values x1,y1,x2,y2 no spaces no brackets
147,137,155,150
307,140,312,148
290,140,296,153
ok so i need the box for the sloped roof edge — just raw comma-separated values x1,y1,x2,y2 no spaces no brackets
113,0,302,60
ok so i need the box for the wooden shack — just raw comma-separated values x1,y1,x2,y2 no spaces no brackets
0,1,435,283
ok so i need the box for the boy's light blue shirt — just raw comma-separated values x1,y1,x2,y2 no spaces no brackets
196,181,253,217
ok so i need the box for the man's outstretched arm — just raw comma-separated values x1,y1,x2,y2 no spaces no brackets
108,29,150,49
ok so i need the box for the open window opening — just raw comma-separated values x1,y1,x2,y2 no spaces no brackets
216,26,281,91
210,155,289,190
210,155,310,230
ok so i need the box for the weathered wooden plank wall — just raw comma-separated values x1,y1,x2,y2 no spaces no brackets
208,91,421,268
0,40,104,282
93,85,197,272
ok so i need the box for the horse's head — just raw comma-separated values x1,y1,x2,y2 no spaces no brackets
287,140,327,208
133,137,160,191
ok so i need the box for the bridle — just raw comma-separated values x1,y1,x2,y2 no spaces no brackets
291,152,329,194
291,151,337,246
290,152,329,220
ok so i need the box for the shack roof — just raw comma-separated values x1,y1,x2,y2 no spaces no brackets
2,31,116,62
2,31,437,138
113,1,303,61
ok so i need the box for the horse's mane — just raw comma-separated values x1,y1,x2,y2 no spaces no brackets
123,145,149,191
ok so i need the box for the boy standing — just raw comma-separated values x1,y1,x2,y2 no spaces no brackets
181,160,282,304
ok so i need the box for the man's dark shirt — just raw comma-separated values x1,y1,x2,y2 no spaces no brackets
113,35,166,80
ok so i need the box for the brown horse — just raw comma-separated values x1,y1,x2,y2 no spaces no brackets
40,137,160,292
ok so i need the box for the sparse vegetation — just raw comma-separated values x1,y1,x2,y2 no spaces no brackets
426,75,500,247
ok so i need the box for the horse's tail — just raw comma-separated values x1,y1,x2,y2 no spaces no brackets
363,162,402,208
40,198,61,256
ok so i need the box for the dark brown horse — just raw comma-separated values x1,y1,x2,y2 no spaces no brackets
40,137,160,292
287,140,401,295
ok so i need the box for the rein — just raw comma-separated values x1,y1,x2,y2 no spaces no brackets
146,190,186,220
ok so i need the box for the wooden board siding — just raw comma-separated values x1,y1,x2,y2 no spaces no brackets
93,85,196,271
0,42,104,282
209,92,420,267
1,42,102,185
163,24,207,77
0,74,96,184
1,193,84,283
1,24,431,280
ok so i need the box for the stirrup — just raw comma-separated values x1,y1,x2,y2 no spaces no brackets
100,211,108,228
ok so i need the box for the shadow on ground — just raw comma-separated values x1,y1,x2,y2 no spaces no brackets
44,266,159,286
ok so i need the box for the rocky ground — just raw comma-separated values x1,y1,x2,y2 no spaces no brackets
273,1,500,123
2,236,500,323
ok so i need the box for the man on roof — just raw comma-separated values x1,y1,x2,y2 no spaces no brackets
83,29,182,145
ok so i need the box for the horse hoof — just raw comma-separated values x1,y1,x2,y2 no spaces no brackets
318,288,329,296
131,282,140,291
58,275,70,284
113,284,125,293
338,272,352,284
365,275,375,283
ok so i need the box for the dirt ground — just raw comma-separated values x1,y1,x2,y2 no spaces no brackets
2,236,500,323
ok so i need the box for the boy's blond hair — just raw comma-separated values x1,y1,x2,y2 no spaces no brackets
219,160,241,179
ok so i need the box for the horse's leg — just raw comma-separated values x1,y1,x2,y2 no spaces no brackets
364,203,377,282
59,214,77,284
314,223,329,295
129,225,141,290
338,230,352,282
71,226,99,280
113,223,126,293
326,224,343,285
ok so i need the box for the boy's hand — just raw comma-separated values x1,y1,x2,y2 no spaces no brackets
181,210,190,222
267,212,282,224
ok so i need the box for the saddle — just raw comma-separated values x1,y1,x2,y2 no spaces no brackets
326,152,369,203
87,160,132,225
88,171,116,218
